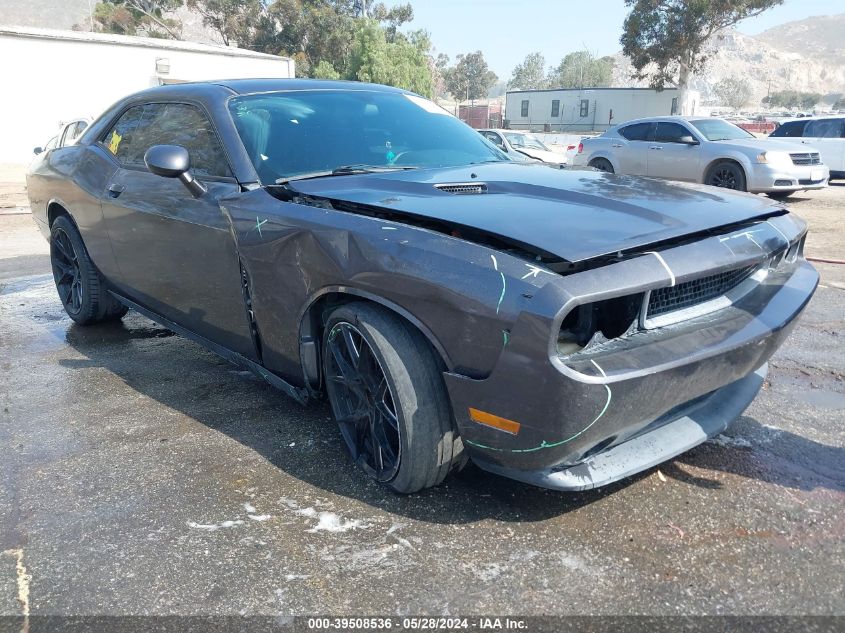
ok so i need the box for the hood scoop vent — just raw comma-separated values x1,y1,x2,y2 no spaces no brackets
435,182,488,195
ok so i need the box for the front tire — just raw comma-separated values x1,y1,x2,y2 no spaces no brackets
50,215,128,325
706,161,747,191
322,302,461,493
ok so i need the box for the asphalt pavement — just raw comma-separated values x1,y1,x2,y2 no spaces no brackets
0,201,843,621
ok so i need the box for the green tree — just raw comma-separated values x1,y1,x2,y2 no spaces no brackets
620,0,783,113
186,0,266,46
92,0,183,38
312,60,341,80
547,51,614,88
508,52,547,90
713,77,752,110
800,92,822,110
348,21,434,97
444,51,498,101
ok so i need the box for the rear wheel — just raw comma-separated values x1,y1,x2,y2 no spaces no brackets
322,302,461,493
50,215,128,325
706,161,747,191
589,158,614,173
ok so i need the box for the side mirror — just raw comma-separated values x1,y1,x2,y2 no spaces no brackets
144,144,207,198
33,147,43,155
679,135,699,145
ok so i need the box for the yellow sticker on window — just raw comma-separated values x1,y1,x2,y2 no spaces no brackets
108,130,122,155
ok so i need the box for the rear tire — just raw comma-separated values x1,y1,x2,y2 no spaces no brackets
589,158,614,173
50,215,128,325
706,161,747,192
322,302,461,493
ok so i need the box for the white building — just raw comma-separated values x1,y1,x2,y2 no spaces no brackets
505,87,700,133
0,26,295,163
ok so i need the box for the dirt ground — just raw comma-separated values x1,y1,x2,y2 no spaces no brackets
0,175,842,622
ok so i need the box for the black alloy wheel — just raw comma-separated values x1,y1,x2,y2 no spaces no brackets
51,226,83,315
325,321,402,482
707,161,747,191
49,214,128,325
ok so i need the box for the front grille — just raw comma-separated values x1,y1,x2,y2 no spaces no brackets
789,152,820,165
647,266,757,318
435,183,488,195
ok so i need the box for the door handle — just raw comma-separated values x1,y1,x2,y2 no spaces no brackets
650,146,663,150
612,144,623,148
107,183,125,198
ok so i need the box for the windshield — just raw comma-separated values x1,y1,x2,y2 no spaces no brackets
689,119,754,141
504,133,549,151
228,90,508,183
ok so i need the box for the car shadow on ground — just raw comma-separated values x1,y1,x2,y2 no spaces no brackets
57,315,844,524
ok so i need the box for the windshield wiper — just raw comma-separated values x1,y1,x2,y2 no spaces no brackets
275,164,417,185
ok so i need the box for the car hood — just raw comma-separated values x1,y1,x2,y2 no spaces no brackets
514,148,566,164
712,138,816,153
287,162,782,263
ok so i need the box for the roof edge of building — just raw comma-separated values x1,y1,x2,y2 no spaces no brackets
0,24,291,62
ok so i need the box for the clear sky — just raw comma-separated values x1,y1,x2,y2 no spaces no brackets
381,0,844,79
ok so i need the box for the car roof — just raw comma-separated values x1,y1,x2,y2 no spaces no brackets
126,78,410,101
614,115,708,127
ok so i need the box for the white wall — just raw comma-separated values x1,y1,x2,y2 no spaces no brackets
505,88,700,132
0,28,294,163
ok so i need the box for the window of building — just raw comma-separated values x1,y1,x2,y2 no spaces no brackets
579,99,589,118
671,97,679,115
551,100,560,118
521,100,529,118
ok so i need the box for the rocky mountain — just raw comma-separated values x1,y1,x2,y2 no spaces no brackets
0,0,220,44
612,15,845,107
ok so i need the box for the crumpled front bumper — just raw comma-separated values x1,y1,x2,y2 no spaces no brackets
443,215,818,490
477,364,767,491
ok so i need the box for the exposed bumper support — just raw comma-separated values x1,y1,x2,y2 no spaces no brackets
474,364,767,491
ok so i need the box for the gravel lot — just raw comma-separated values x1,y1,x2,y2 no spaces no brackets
0,179,843,622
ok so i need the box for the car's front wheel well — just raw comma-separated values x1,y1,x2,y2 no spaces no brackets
704,158,746,182
299,291,450,394
47,202,70,227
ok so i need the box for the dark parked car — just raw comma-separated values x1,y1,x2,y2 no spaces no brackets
27,80,818,493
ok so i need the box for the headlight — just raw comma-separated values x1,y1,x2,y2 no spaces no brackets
756,151,791,167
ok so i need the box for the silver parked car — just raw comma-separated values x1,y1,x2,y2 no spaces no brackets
573,116,829,199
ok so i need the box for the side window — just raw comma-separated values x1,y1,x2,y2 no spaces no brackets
551,100,560,118
104,103,231,178
103,105,146,163
59,123,75,148
72,121,88,141
771,121,806,138
579,99,589,118
805,119,844,138
520,100,529,117
483,132,505,150
655,122,693,143
619,122,653,141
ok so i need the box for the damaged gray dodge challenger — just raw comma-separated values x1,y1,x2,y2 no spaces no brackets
27,79,818,493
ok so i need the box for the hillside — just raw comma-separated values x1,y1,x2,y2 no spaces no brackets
611,19,845,106
756,13,845,65
0,0,219,44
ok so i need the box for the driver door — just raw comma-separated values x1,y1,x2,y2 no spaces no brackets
98,102,258,360
647,121,701,182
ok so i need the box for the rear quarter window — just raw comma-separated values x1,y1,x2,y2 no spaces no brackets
619,122,653,141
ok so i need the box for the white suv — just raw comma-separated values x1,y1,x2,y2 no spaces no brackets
770,117,844,180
